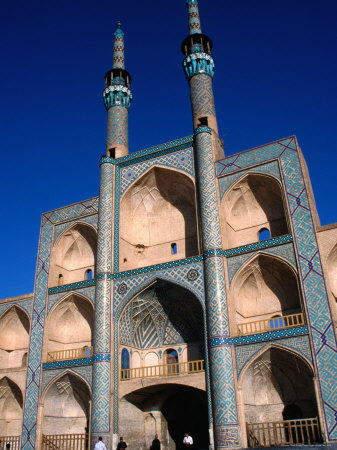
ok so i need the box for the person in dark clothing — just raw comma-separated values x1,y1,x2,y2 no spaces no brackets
116,437,127,450
151,434,160,450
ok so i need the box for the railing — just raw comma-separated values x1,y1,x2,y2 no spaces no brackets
41,433,88,450
120,359,205,380
47,346,93,362
0,436,20,450
247,417,321,447
237,312,304,336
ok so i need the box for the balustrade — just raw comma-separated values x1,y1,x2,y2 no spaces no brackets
120,359,204,380
41,433,88,449
0,436,20,450
46,346,93,362
237,312,304,336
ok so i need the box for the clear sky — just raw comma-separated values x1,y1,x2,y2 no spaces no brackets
1,0,336,299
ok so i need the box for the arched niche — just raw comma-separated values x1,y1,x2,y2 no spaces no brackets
48,223,97,287
0,377,23,436
119,280,205,366
119,167,198,271
45,294,93,357
0,307,30,370
221,173,289,248
241,347,318,424
42,372,91,435
232,254,301,330
327,244,337,302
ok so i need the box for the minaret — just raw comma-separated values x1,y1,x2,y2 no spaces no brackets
182,2,241,449
103,22,132,158
182,0,223,160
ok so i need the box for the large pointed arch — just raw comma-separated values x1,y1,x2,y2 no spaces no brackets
41,370,92,435
0,376,23,436
48,222,97,287
119,166,199,271
221,172,289,248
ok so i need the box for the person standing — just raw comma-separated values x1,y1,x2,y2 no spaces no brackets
95,437,107,450
116,437,127,450
150,434,160,450
183,433,193,446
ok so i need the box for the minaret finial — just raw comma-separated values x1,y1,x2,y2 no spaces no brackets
113,21,125,69
186,0,202,35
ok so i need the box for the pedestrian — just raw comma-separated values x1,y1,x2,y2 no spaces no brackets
95,437,107,450
116,437,127,450
183,433,193,446
6,445,10,450
150,434,160,450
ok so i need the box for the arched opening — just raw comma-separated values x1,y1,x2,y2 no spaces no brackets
242,347,321,446
85,269,93,280
42,373,91,435
119,167,199,270
0,307,30,370
121,385,209,450
0,377,23,436
327,244,337,305
222,174,289,248
119,280,204,374
121,348,130,380
232,254,302,335
259,228,271,241
45,294,93,361
48,223,97,287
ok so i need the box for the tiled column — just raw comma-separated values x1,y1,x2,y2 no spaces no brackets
194,126,240,449
91,160,114,448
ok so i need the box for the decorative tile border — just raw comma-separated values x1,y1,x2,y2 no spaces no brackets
41,365,93,395
210,326,309,347
0,298,33,318
53,214,98,244
47,286,96,314
48,279,96,294
222,234,293,257
100,135,193,166
42,357,93,370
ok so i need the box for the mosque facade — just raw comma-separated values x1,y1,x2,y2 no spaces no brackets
1,1,337,449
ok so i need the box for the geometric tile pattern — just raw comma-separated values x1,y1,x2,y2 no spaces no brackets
210,325,309,347
215,136,337,440
190,74,216,122
48,279,96,295
53,213,98,244
42,357,93,370
227,241,297,285
21,195,101,450
235,334,313,377
193,126,238,432
92,361,110,432
218,160,281,200
0,298,33,318
221,233,293,257
119,147,194,195
47,286,95,314
97,162,113,273
106,106,128,148
41,365,93,395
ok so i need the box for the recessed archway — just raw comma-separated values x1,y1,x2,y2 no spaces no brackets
222,173,288,248
0,306,30,370
119,167,198,270
48,223,97,287
45,294,93,359
0,377,23,436
241,347,318,424
42,372,91,435
232,254,301,333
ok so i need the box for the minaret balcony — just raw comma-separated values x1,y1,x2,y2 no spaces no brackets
103,85,132,110
183,52,214,79
120,359,205,381
236,312,305,336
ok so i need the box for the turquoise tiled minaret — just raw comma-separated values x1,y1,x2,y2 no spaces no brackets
103,22,132,158
182,2,240,448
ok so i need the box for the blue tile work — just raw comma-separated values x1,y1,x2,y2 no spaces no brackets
100,135,193,166
47,286,96,314
21,197,100,449
210,326,309,347
48,279,96,295
106,106,128,151
215,136,337,440
194,127,240,447
0,298,33,318
119,147,194,195
41,366,93,395
53,214,98,244
42,357,93,370
235,334,312,377
221,234,293,257
218,160,281,200
190,74,216,122
227,241,297,285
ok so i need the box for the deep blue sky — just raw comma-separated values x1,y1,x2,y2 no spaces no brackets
1,0,336,298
